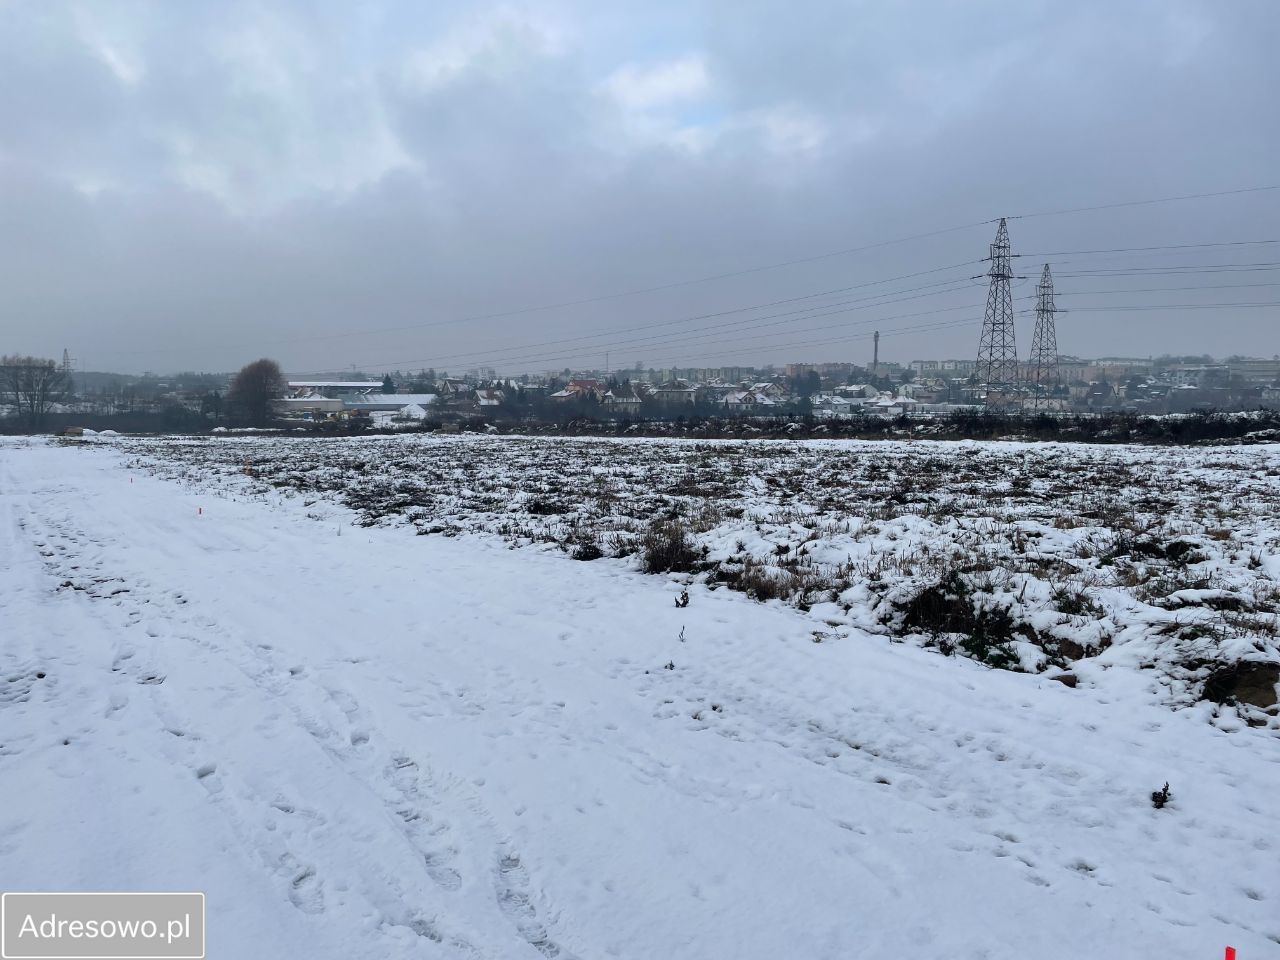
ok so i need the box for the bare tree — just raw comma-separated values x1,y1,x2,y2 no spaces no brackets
0,355,71,430
227,358,286,426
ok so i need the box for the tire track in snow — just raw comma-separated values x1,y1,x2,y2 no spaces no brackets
14,480,576,959
11,495,493,957
297,681,578,959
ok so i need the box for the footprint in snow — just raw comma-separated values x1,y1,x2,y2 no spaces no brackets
495,852,570,959
282,857,324,915
194,763,222,794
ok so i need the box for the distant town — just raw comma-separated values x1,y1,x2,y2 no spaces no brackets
3,348,1279,435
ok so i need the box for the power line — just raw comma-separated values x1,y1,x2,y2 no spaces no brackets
545,291,1280,372
315,184,1280,370
99,181,1280,364
320,281,1276,376
637,298,1280,368
637,315,986,368
325,261,982,371
1056,262,1280,277
1022,238,1280,257
314,278,989,375
1038,301,1280,313
620,275,1280,374
130,226,1000,360
1008,184,1280,221
1055,280,1280,296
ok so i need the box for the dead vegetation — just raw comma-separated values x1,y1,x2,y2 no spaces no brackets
122,433,1280,717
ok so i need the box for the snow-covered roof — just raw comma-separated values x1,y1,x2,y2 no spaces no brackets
288,381,382,389
344,393,438,407
724,390,777,405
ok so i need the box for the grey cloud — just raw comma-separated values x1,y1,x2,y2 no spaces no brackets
0,1,1277,374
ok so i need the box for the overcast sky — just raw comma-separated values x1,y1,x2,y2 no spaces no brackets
1,0,1277,376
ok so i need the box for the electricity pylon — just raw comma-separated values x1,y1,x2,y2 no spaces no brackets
974,218,1019,409
1027,264,1061,412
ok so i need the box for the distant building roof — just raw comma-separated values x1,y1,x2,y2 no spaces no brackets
288,381,382,389
343,393,438,409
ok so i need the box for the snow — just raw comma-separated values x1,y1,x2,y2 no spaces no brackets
1,436,1277,959
119,433,1280,720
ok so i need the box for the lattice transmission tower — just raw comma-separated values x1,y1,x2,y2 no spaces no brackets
974,218,1020,408
1027,264,1061,412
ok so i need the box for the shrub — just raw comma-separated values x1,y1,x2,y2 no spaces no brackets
1052,587,1104,618
640,519,699,573
898,571,1022,670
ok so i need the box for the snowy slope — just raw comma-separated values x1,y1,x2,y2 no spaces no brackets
1,438,1277,959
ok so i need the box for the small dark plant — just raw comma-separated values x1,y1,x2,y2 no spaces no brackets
1150,782,1171,809
674,590,690,608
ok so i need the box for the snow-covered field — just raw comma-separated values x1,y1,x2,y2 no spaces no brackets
2,435,1278,959
128,433,1280,722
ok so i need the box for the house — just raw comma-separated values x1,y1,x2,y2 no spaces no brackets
811,394,855,417
751,382,787,401
550,380,607,402
901,382,945,403
699,381,739,402
342,392,438,413
474,388,505,410
838,384,877,399
868,395,921,417
603,383,644,411
286,381,382,399
1227,358,1280,383
1165,365,1229,387
651,381,699,405
723,389,777,410
569,379,607,397
275,395,346,418
439,378,470,395
1085,381,1116,407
